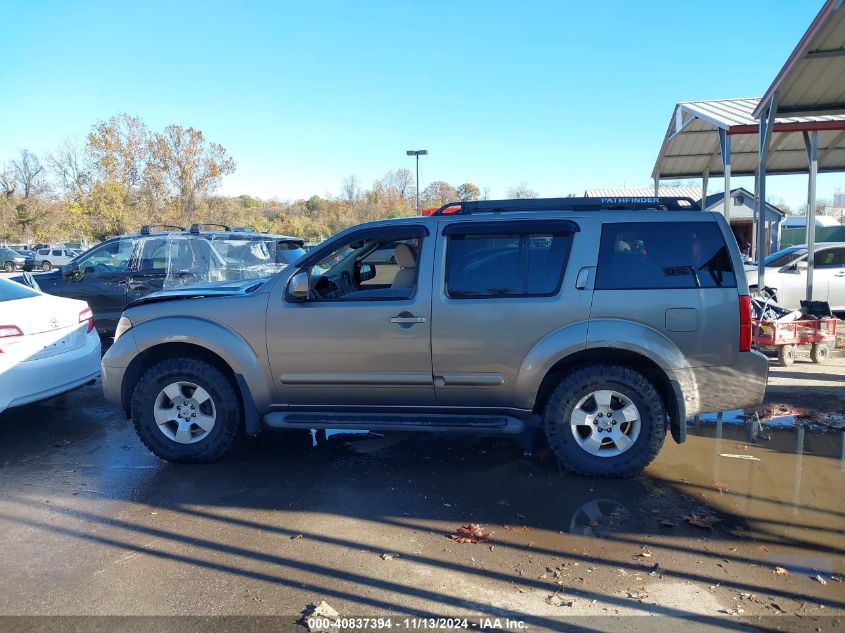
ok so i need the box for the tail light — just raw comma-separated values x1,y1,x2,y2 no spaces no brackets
79,307,95,333
0,325,23,353
739,295,752,352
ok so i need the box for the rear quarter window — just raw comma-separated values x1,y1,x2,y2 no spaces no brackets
596,222,737,290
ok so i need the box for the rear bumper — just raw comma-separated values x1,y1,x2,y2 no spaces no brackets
0,329,101,413
671,351,769,419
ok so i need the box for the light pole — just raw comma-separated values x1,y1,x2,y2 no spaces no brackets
406,149,428,214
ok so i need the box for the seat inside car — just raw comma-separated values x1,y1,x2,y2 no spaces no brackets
391,243,417,288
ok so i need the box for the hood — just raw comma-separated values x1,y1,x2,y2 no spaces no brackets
127,276,271,308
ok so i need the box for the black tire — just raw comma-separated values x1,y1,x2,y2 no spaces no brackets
131,357,241,463
810,343,829,364
543,364,666,478
41,261,52,271
777,344,796,367
3,261,13,272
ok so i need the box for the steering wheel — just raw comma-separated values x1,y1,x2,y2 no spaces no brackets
313,275,339,299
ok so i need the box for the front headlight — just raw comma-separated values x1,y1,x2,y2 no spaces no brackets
114,316,133,341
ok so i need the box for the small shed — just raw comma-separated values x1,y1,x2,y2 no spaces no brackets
699,187,786,253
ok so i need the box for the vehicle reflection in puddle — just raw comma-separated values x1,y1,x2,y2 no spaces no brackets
306,417,845,582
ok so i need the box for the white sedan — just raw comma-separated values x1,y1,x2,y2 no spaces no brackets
0,277,101,413
746,242,845,311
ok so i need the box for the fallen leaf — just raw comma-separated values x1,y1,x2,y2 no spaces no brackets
659,519,677,527
290,534,304,540
545,593,574,608
685,513,722,530
448,524,491,544
54,440,73,448
381,552,400,560
774,567,789,577
814,575,828,585
635,552,653,558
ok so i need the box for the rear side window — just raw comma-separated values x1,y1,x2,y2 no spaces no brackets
446,230,573,298
596,222,736,290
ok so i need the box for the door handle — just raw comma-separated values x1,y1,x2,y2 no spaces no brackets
390,316,426,324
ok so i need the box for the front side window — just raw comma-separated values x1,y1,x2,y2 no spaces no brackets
77,239,136,273
295,230,425,301
814,248,845,268
446,230,572,298
596,222,737,290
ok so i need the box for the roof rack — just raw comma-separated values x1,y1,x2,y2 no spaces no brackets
189,223,231,234
140,224,186,235
431,197,698,215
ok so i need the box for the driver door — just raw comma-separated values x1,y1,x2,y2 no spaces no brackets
54,238,138,333
266,225,435,407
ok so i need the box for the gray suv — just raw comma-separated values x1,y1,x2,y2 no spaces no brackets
101,197,768,477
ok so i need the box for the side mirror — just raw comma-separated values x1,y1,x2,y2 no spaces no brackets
287,270,310,301
795,260,808,272
358,262,376,282
61,263,80,279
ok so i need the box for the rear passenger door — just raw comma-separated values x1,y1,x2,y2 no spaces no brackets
431,218,595,410
590,220,739,367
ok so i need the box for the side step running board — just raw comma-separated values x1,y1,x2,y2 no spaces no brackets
263,412,526,435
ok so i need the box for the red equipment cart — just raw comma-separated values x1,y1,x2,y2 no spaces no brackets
752,316,838,366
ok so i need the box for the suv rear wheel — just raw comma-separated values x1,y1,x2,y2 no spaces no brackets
543,364,666,478
131,358,241,463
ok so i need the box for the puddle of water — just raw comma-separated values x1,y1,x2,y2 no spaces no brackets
695,409,845,431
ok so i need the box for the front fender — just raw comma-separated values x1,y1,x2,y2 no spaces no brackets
104,315,275,416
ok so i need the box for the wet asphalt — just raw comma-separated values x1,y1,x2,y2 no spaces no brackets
0,379,844,633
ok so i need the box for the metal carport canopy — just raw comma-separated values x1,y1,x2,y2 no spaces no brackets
751,0,845,300
652,97,845,180
753,0,845,119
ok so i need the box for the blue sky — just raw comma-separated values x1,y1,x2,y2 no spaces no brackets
1,0,841,208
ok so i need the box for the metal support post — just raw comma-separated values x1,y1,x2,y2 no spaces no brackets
804,130,818,301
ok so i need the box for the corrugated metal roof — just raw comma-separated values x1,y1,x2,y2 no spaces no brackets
652,97,845,179
754,0,845,118
585,186,702,199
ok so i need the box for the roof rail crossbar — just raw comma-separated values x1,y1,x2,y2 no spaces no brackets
431,197,699,215
189,223,232,234
140,224,186,235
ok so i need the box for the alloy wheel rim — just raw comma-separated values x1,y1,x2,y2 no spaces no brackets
153,381,216,444
569,389,641,458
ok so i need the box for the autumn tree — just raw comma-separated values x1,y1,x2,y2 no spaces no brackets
457,182,481,201
146,124,236,224
422,180,459,207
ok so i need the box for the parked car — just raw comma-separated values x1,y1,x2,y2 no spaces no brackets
14,249,36,271
745,242,845,310
0,277,100,414
33,224,306,335
0,247,26,272
101,197,768,477
34,247,77,271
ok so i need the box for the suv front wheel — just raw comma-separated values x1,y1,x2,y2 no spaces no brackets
543,364,666,478
131,358,242,463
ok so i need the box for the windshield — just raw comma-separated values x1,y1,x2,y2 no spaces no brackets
764,246,806,268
